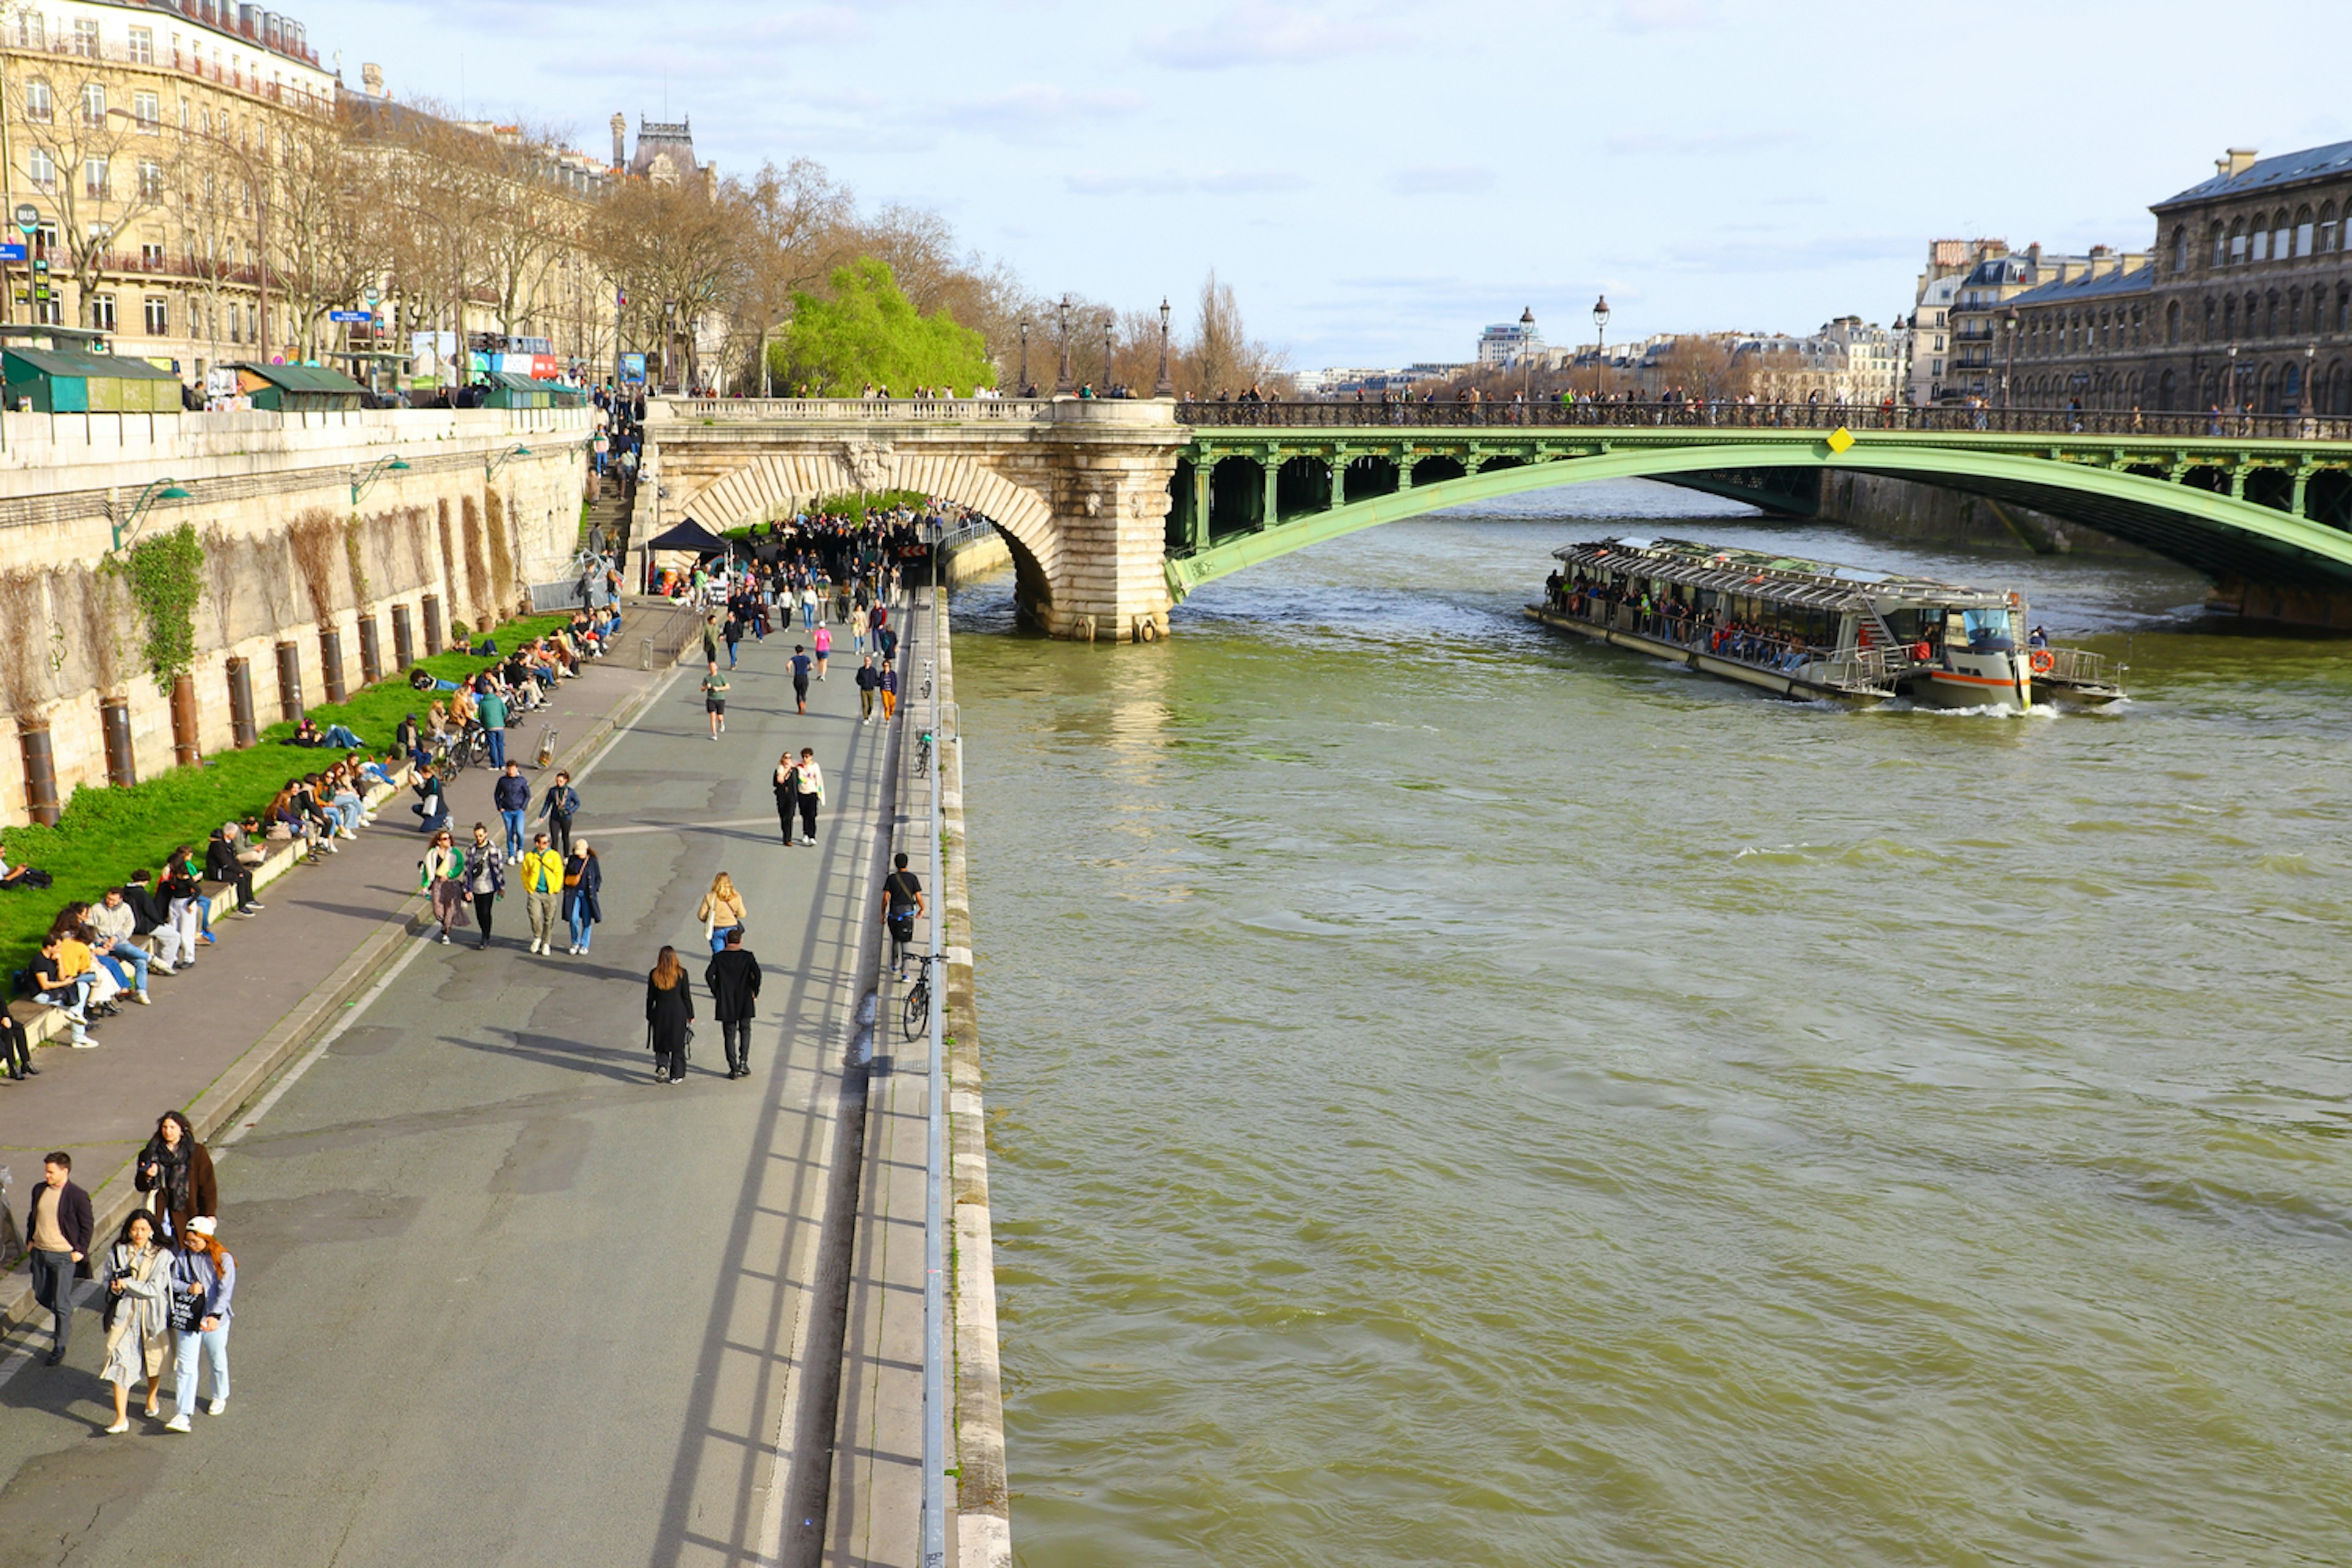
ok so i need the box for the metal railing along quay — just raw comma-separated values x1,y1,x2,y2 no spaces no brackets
1175,399,2352,442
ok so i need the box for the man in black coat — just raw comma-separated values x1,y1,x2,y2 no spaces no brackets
22,1152,93,1365
704,927,763,1080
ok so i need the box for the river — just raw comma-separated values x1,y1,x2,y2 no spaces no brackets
949,482,2352,1567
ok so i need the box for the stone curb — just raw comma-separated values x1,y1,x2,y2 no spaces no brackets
933,600,1014,1568
1,650,680,1338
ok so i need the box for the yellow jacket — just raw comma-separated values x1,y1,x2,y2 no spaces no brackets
520,847,566,894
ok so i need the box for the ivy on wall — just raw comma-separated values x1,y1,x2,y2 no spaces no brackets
108,524,206,684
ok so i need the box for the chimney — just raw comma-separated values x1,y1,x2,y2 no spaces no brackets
2223,147,2258,178
611,113,627,171
360,61,383,97
702,163,718,198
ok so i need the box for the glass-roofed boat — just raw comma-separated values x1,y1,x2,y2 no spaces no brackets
1528,537,2125,709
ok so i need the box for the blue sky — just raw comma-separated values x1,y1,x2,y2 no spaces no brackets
321,0,2352,369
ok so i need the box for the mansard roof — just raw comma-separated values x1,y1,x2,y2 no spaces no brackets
2157,140,2352,209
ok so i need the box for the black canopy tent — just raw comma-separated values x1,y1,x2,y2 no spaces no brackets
644,518,731,555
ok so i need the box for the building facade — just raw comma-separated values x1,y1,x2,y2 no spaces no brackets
1476,318,1540,368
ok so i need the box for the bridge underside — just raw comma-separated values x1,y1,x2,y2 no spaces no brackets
1165,435,2352,626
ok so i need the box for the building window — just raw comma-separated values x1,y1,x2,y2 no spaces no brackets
2223,296,2237,337
2296,206,2315,257
138,160,163,200
134,91,159,130
15,13,40,47
2230,220,2247,264
27,149,55,191
83,158,108,199
2323,203,2340,254
2252,227,2269,263
2340,288,2350,334
80,84,105,128
2210,222,2226,267
227,304,241,344
140,241,163,269
2167,301,2180,345
2290,290,2303,336
2171,226,2187,274
24,80,50,123
91,293,115,332
179,97,190,131
143,295,167,334
36,294,61,325
72,19,98,57
2264,292,2278,337
2274,213,2291,260
129,26,153,64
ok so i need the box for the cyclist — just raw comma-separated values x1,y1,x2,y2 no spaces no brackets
880,851,925,979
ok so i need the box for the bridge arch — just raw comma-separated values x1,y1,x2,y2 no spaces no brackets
672,449,1065,615
1163,441,2352,605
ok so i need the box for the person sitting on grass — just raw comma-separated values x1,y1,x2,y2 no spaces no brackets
0,848,50,889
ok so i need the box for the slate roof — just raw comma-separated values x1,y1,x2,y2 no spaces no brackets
2157,140,2352,208
2003,265,2154,310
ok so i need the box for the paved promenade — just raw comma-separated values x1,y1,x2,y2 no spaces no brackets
0,608,913,1565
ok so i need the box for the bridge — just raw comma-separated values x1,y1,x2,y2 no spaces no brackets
643,398,2352,638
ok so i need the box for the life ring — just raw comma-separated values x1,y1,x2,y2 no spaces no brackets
2029,649,2054,674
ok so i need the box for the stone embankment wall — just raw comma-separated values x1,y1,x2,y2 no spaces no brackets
941,530,1013,584
0,407,590,826
1814,470,2156,559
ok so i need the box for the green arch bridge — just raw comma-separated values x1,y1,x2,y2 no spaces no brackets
1167,402,2352,626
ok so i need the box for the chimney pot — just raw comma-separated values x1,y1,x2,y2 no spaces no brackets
2225,147,2259,177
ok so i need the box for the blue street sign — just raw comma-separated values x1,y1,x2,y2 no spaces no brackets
329,309,372,322
0,244,25,261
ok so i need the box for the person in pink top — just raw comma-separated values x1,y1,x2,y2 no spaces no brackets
811,622,832,681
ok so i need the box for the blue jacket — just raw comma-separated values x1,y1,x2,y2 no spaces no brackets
171,1245,235,1326
561,851,602,924
493,773,530,811
539,784,579,821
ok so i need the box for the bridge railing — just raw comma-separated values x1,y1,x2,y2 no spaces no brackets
660,397,1054,423
1177,400,2352,442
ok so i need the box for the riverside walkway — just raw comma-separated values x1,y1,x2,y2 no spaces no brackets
0,603,940,1566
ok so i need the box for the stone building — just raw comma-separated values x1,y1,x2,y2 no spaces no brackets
1904,239,2008,405
1945,243,2146,404
1982,142,2352,415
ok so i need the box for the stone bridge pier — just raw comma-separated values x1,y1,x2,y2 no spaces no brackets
643,398,1188,642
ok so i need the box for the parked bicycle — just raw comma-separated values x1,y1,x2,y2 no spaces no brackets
901,953,933,1042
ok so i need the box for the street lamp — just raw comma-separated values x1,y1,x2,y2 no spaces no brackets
351,455,411,505
1155,297,1174,398
1591,294,1610,398
1017,316,1031,394
1100,314,1114,396
2002,307,2019,410
1519,306,1536,402
1054,295,1074,394
110,477,190,552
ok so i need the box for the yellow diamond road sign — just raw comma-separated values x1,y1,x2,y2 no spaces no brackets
1825,426,1855,454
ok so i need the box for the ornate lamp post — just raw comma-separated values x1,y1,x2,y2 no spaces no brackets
2002,307,2019,410
1591,295,1610,399
1100,314,1114,395
1519,306,1536,403
1155,297,1173,398
1054,295,1074,394
1017,316,1030,394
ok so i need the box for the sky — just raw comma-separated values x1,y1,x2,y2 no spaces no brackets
316,0,2352,370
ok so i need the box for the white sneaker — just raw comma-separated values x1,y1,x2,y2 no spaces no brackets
164,1414,192,1433
439,933,451,945
134,992,151,1005
70,1036,98,1049
207,1397,226,1415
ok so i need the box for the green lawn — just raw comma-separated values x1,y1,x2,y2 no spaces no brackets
1,611,571,987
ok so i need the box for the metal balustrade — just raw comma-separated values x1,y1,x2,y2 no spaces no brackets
1172,399,2352,442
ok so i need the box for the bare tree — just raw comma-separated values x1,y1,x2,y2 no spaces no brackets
13,62,171,329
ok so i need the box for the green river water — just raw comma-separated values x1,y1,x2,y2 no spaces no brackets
949,483,2352,1567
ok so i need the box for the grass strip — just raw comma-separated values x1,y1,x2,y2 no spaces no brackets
0,611,572,986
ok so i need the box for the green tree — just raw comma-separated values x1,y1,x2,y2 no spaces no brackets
772,258,997,396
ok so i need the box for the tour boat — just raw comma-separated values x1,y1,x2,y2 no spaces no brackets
1526,537,2125,710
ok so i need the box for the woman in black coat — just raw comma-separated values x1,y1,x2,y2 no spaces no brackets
644,944,693,1085
560,841,602,956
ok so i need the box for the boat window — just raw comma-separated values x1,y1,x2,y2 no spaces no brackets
1961,606,2015,652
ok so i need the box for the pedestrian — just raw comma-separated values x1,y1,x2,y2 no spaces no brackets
134,1110,217,1243
723,610,742,669
879,660,899,722
537,769,580,856
701,613,722,668
521,831,565,954
477,682,509,769
0,1005,33,1080
794,748,824,845
855,655,880,722
165,1214,233,1431
702,661,729,740
812,620,832,680
645,944,694,1085
696,870,747,955
880,850,925,979
790,644,812,714
420,828,466,944
23,1151,93,1365
876,621,899,667
411,763,450,835
99,1210,173,1431
493,761,530,862
561,839,602,955
704,926,763,1080
464,822,505,949
774,751,803,845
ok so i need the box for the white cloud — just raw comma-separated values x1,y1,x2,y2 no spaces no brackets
1385,164,1496,196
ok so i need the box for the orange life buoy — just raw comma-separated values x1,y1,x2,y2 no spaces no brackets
2029,649,2054,674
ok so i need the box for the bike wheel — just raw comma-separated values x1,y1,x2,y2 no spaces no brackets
902,981,929,1042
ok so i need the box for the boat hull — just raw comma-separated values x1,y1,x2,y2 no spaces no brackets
1523,606,1890,704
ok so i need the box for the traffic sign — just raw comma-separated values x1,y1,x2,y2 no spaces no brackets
0,243,24,262
13,203,36,233
328,309,372,323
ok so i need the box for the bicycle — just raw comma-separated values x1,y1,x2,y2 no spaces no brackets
912,729,932,778
901,952,932,1043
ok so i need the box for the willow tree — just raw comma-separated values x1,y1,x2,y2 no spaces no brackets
773,258,995,396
